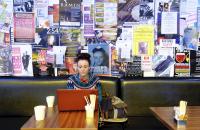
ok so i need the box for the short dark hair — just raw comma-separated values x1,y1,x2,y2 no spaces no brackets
76,53,91,65
92,46,106,54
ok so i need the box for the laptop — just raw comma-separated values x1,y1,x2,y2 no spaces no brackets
56,89,98,111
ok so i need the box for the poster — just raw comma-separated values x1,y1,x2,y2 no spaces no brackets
13,0,34,13
83,3,95,38
190,50,200,76
174,49,190,77
125,56,143,77
157,12,180,46
35,0,48,27
94,0,117,29
88,43,111,75
65,57,77,75
32,48,54,76
161,12,177,34
0,0,13,33
60,27,81,46
48,1,59,26
14,13,35,43
118,0,140,26
180,27,198,50
133,24,154,56
0,45,12,76
12,45,33,76
53,46,67,67
59,0,81,26
139,0,154,23
152,55,174,77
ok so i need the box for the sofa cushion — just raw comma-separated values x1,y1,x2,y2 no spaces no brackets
0,77,67,116
0,76,119,116
99,76,120,97
121,78,200,116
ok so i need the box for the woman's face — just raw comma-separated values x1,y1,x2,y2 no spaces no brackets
93,51,104,66
77,60,90,78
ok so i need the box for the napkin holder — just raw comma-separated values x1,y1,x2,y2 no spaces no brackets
174,101,188,128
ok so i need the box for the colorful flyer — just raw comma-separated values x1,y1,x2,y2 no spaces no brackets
94,0,117,29
133,24,154,56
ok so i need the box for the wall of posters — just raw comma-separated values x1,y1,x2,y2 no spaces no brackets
0,0,200,77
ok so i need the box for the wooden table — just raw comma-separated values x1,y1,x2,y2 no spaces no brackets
21,107,98,130
150,106,200,130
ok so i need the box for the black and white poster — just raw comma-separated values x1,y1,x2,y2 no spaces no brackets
13,0,34,13
0,45,12,76
88,43,111,75
190,50,200,77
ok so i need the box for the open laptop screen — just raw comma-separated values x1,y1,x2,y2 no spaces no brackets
56,89,98,111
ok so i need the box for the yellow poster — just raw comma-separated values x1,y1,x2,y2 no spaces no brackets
133,25,154,56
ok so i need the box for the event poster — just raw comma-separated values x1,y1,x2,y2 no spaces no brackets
48,0,59,26
174,49,190,77
161,12,177,34
35,0,48,27
13,0,34,13
0,45,12,76
53,46,67,67
181,27,198,50
118,0,140,26
133,24,154,56
83,3,95,38
141,55,152,72
59,0,81,26
157,12,180,45
32,48,55,76
14,13,35,43
60,27,81,46
190,50,200,76
94,0,117,29
0,32,10,45
65,57,77,75
125,56,142,77
0,0,13,33
139,0,154,23
88,43,111,75
12,45,33,76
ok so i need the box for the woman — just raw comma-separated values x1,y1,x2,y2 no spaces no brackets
66,53,102,104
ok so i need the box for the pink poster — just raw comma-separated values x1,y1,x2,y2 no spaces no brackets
14,13,35,43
